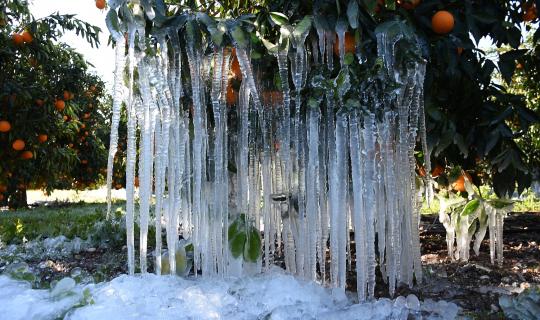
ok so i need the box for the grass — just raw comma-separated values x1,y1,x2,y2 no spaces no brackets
0,202,126,245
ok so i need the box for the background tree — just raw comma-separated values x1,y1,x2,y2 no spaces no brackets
0,0,108,208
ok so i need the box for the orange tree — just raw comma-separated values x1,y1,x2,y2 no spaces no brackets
0,0,108,208
106,0,539,198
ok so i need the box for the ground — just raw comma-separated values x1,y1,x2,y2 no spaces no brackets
1,189,539,318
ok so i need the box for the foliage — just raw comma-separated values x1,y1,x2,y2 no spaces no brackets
105,0,540,198
228,213,262,263
0,0,109,208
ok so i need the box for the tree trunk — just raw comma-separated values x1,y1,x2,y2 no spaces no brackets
8,187,27,209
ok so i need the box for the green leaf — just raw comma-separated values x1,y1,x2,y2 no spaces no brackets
230,24,248,48
460,199,481,216
486,198,514,209
269,12,288,26
243,226,261,262
229,229,246,259
105,9,123,41
292,15,313,39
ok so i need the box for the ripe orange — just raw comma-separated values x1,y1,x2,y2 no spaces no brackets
63,90,71,101
333,31,355,56
69,92,75,100
431,164,444,177
20,151,33,160
38,134,48,143
96,0,106,10
230,48,242,79
68,143,74,148
452,172,472,192
226,83,237,106
84,131,89,136
63,115,69,121
0,120,11,132
83,113,90,119
12,33,24,46
81,159,88,164
21,30,32,43
55,99,65,111
397,0,421,10
81,123,86,129
29,57,38,67
0,194,4,201
0,185,7,193
12,139,25,151
432,10,454,34
35,99,44,106
523,3,537,21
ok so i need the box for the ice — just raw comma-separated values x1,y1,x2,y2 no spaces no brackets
103,7,428,307
0,271,459,320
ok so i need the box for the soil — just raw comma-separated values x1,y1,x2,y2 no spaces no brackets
8,212,540,318
395,212,540,318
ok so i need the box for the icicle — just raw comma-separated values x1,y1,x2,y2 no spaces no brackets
305,107,320,280
106,38,127,219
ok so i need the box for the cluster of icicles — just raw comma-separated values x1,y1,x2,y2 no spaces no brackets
106,17,428,301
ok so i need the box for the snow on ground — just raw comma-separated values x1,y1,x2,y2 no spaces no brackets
0,267,459,320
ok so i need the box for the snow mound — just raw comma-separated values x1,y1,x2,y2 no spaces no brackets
0,268,459,320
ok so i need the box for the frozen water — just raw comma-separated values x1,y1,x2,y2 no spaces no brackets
0,270,459,320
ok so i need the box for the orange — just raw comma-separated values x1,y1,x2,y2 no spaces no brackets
81,159,88,164
431,164,444,177
96,0,106,9
333,32,355,56
0,120,11,132
230,48,242,79
0,185,7,193
83,113,90,119
457,47,464,55
55,99,65,111
68,143,74,148
38,134,48,143
12,139,25,151
21,31,32,43
89,85,97,92
432,10,454,34
226,83,237,106
69,92,75,100
81,123,86,129
398,0,421,10
29,57,38,67
0,194,4,201
20,151,33,160
12,33,24,46
375,0,385,13
417,166,426,177
63,90,71,101
261,90,283,106
63,115,69,121
452,172,472,192
84,131,89,136
523,3,537,21
35,99,44,106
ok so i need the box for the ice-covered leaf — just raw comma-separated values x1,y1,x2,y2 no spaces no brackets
347,1,359,29
243,227,261,262
460,199,481,216
269,12,288,26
